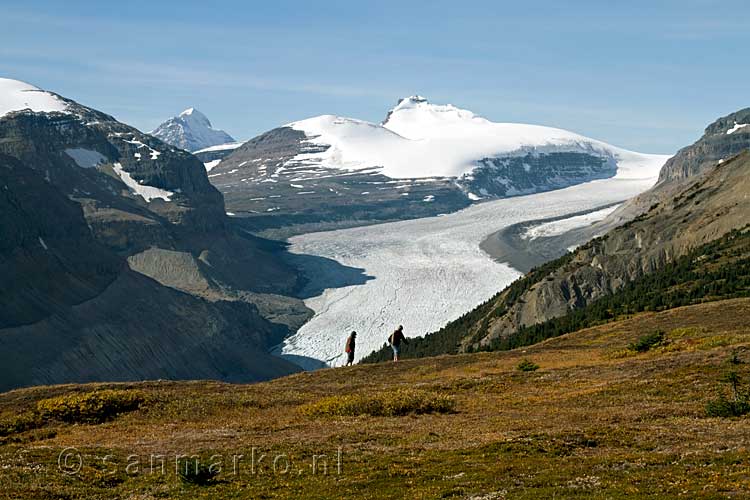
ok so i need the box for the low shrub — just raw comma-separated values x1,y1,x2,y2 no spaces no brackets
517,359,540,372
300,389,455,417
177,458,219,486
705,352,750,417
628,331,666,353
36,389,146,424
706,395,750,418
0,412,44,437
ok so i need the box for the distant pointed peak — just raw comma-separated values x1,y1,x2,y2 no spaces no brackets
177,107,212,128
151,107,234,152
179,107,200,117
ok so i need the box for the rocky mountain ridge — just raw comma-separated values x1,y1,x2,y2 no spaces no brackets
599,107,750,229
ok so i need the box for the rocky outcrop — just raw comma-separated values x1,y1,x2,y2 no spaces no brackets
0,87,304,303
599,107,750,231
0,154,122,328
657,107,750,185
468,152,615,197
0,108,225,238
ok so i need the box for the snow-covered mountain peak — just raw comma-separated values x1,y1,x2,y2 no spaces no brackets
391,95,429,109
382,95,490,140
178,107,210,125
151,108,234,152
277,98,669,182
0,77,69,119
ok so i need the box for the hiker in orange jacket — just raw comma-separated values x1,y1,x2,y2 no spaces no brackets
345,331,357,366
389,325,408,362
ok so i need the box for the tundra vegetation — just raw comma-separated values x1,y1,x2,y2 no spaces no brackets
1,298,749,498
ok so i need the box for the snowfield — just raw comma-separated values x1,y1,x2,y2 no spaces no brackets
193,142,244,154
0,78,68,118
280,175,663,368
287,96,668,181
112,163,174,202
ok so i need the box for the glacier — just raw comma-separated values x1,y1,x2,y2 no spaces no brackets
278,175,664,368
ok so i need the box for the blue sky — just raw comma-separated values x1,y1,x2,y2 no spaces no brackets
1,0,748,153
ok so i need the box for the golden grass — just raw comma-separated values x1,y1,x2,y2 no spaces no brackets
0,298,749,499
299,389,455,417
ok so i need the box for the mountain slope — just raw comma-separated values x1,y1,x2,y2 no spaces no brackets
363,143,750,362
209,96,668,237
151,107,235,152
455,111,750,350
0,79,302,297
0,78,307,389
0,155,300,391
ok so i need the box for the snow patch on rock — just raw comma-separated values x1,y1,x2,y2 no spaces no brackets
112,162,174,202
204,159,222,172
727,123,748,135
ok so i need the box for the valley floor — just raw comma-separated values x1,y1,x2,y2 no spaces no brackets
281,177,656,367
2,298,749,499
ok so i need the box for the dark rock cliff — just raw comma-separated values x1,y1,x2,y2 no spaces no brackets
0,156,300,391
